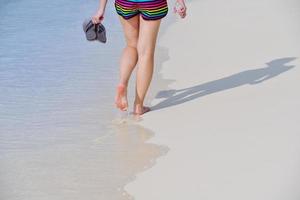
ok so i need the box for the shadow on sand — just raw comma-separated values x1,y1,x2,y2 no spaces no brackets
151,57,296,111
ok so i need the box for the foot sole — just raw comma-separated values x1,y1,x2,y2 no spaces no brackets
115,84,128,111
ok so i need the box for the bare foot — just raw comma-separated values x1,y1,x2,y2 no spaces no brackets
115,84,128,111
133,104,151,115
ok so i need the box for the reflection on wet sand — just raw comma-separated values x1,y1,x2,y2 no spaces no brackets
97,116,169,200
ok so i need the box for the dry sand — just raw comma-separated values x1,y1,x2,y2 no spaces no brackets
126,0,300,199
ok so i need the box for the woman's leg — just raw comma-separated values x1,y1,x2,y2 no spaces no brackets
115,15,140,111
134,16,162,115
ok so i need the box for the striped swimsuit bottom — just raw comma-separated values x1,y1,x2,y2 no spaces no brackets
115,0,168,20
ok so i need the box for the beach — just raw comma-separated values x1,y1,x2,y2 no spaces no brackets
126,0,300,199
1,0,300,199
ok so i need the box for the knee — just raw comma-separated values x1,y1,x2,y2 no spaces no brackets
137,42,154,58
126,40,138,50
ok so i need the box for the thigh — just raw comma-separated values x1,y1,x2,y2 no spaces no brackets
138,0,168,20
118,15,140,47
137,16,162,55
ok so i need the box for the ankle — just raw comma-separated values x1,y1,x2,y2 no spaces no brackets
134,100,143,107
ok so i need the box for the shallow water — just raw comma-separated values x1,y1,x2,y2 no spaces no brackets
0,1,168,199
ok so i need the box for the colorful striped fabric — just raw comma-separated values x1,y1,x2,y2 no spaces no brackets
115,0,168,20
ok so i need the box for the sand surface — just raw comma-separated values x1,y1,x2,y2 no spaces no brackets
126,0,300,199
